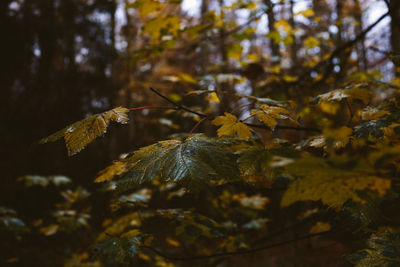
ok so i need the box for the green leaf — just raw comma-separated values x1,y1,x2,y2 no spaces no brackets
39,107,130,156
346,231,400,267
95,134,241,192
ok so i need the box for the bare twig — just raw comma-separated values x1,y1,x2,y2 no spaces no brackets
303,11,390,85
150,87,207,118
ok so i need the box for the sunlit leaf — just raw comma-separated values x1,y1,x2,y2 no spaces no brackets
361,107,390,121
316,85,372,104
39,107,129,156
251,104,292,129
212,113,253,139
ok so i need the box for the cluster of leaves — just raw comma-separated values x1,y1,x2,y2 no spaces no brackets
32,76,400,265
9,0,400,266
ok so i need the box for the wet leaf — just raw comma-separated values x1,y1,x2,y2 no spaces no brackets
39,107,129,156
95,134,240,192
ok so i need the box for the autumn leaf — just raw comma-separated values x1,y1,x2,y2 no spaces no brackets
304,37,320,49
309,126,353,149
361,107,390,121
316,84,372,104
250,104,292,129
39,107,130,156
281,155,391,208
212,113,253,139
309,222,331,234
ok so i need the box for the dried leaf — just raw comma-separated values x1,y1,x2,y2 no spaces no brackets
39,107,129,156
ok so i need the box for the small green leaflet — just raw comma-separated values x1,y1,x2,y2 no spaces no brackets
39,107,130,156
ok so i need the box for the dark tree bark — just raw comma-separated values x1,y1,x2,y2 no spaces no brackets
264,0,281,66
388,0,400,76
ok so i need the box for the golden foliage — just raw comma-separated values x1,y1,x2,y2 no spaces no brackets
250,104,292,129
317,85,372,104
212,113,253,139
281,156,391,208
39,107,130,156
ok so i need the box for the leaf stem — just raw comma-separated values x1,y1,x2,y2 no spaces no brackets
149,87,321,133
149,87,207,117
188,117,208,135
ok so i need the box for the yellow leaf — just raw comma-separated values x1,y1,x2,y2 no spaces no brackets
304,37,319,49
250,104,291,129
207,92,220,103
361,107,390,121
281,156,391,209
95,161,127,183
324,126,352,149
129,0,163,18
166,237,180,247
40,224,59,236
295,8,315,18
309,222,331,234
212,113,253,139
274,20,292,33
319,102,340,115
227,43,243,60
317,86,372,104
177,73,197,84
39,107,130,156
143,15,181,40
283,75,298,82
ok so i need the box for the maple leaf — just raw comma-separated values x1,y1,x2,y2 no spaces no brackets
361,107,390,121
316,84,372,104
281,155,391,209
94,134,240,192
39,107,130,156
212,113,253,139
250,104,292,129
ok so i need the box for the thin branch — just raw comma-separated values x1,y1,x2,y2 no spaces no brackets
302,11,390,85
141,230,332,261
246,122,321,133
149,87,207,118
129,106,178,111
149,87,321,133
189,117,208,135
